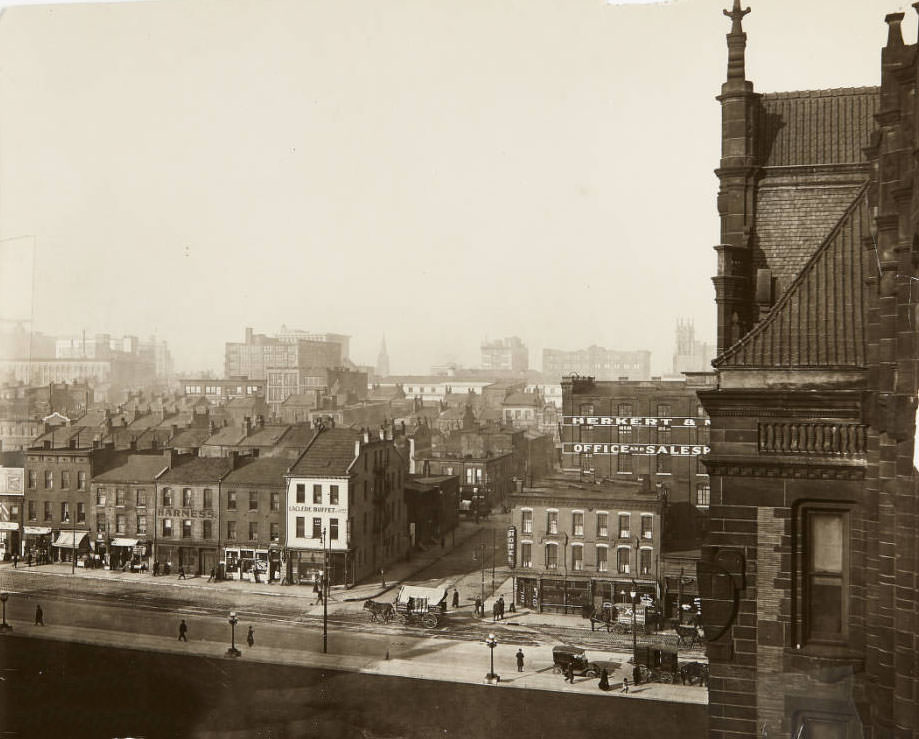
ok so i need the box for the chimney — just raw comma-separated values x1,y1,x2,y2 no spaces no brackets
164,448,177,468
208,420,216,435
363,428,370,444
229,450,240,469
355,439,361,458
379,425,385,440
515,478,523,493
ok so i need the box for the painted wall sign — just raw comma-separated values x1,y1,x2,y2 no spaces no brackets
288,505,341,514
563,416,711,427
563,443,711,456
157,508,216,519
506,526,517,569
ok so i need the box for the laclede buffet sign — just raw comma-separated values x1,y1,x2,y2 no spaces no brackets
563,416,711,427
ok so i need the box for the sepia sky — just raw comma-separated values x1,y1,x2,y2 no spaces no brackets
0,0,902,375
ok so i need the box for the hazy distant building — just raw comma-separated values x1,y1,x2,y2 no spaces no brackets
275,326,350,361
0,325,55,360
376,336,390,379
671,319,714,375
481,337,528,373
224,328,343,382
542,346,651,381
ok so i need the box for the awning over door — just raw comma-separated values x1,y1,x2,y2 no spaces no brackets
110,538,139,548
53,530,89,548
0,522,19,531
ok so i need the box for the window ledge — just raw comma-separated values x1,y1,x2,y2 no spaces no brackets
785,645,864,678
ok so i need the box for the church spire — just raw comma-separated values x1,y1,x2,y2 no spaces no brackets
376,335,390,378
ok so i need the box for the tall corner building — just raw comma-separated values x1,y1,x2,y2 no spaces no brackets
699,3,919,737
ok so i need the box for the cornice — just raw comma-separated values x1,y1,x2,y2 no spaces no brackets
702,454,865,480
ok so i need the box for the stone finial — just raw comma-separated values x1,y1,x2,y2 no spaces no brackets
886,12,905,48
723,0,751,36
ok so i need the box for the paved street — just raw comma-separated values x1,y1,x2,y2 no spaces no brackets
0,514,708,727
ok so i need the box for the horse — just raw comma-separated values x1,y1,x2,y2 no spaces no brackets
679,661,710,686
363,599,394,623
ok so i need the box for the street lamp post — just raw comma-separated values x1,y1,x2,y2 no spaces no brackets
484,632,499,684
630,581,639,655
0,592,11,632
226,611,241,657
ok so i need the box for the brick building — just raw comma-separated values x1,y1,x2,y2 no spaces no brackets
0,451,24,560
220,456,289,583
697,5,919,737
155,456,233,575
560,374,714,512
542,345,652,382
284,426,407,587
507,473,663,615
91,451,174,569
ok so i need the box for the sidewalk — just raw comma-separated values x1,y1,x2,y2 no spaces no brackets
0,520,486,603
0,620,708,704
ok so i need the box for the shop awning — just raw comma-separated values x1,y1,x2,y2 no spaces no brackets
53,530,89,548
0,522,19,531
110,538,139,547
23,526,51,535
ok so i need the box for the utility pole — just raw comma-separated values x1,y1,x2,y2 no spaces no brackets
491,527,495,595
322,528,329,654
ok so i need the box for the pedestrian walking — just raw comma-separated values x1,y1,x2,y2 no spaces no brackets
34,604,43,626
246,626,254,648
599,668,610,691
516,649,524,672
622,677,630,693
153,560,159,577
474,596,482,618
207,567,215,583
12,554,17,568
633,664,642,686
178,619,188,642
497,596,505,620
565,663,575,684
452,589,459,609
492,600,498,622
178,565,186,580
27,552,32,567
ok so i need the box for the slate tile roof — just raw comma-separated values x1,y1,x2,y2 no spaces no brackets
94,454,170,483
222,456,291,486
716,183,869,369
755,87,879,167
288,427,361,477
159,456,233,484
754,180,867,295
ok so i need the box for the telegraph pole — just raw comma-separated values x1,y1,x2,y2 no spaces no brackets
322,528,329,654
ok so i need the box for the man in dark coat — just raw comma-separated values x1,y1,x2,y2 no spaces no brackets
34,604,43,626
516,649,524,672
474,596,482,618
633,664,642,686
246,626,254,647
497,596,505,620
599,668,610,691
178,565,187,580
565,662,575,683
178,619,188,642
452,589,459,609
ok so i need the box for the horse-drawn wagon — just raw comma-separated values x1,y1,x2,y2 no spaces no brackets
393,585,448,628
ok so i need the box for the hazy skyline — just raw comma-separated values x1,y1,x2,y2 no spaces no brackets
0,0,900,375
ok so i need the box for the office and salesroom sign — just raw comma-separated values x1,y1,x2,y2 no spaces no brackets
563,416,711,427
563,443,710,456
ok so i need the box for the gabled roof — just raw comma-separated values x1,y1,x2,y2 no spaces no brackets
288,427,361,477
159,456,233,484
169,427,211,448
202,426,247,446
242,425,291,447
503,391,539,407
222,457,291,486
715,183,869,369
94,454,170,483
755,87,879,168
